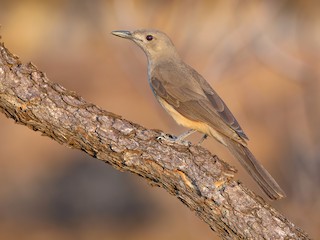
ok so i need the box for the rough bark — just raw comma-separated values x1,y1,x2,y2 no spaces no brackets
0,42,310,240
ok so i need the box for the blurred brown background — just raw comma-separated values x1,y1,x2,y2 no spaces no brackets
0,0,319,239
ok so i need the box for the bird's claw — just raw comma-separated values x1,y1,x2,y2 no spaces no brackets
156,133,191,147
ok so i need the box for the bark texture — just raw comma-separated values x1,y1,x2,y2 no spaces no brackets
0,42,310,240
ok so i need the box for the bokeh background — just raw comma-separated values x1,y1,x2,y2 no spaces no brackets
0,0,319,239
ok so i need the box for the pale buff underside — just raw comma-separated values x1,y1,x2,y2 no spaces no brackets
158,98,228,145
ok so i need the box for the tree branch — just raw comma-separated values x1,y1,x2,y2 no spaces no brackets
0,42,310,240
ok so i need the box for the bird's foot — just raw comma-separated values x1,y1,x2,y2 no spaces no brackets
156,132,191,147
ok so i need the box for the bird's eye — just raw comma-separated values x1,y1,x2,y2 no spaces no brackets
146,35,153,41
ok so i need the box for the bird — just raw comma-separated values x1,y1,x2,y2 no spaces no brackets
111,29,286,200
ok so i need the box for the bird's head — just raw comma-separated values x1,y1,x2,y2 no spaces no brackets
111,29,179,61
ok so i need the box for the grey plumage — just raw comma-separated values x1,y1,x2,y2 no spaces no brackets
112,29,286,200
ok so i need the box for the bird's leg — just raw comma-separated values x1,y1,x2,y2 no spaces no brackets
176,129,197,141
157,129,197,146
197,134,208,145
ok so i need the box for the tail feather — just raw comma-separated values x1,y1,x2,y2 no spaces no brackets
224,137,286,200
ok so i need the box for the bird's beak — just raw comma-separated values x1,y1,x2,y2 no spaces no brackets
111,30,133,39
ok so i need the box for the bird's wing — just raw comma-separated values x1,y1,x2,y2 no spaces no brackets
150,63,248,142
192,67,248,140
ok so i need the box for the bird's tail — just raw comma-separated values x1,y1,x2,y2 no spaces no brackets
224,137,286,200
